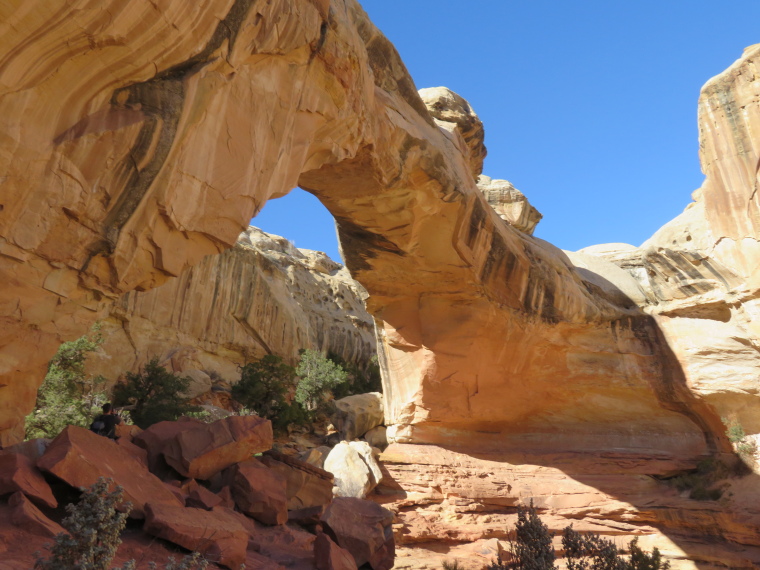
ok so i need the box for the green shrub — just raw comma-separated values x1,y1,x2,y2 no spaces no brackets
563,526,670,570
35,478,131,570
722,415,757,465
112,358,200,429
486,502,670,570
663,457,729,501
328,353,382,399
26,328,108,440
295,349,348,415
36,478,210,570
232,355,297,420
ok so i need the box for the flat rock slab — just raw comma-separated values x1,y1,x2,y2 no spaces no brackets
231,458,287,525
321,497,394,570
9,491,64,537
37,426,183,517
144,503,248,570
0,451,57,508
163,416,273,480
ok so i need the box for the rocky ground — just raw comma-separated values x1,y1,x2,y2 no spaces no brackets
0,407,393,570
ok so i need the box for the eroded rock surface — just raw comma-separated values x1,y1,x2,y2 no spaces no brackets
87,227,376,387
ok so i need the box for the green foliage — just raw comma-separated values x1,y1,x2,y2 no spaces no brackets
328,353,382,399
563,527,670,570
295,349,348,415
35,478,131,570
26,328,108,440
664,458,728,501
35,477,211,570
232,355,297,420
722,415,757,465
504,500,555,570
112,358,200,429
487,503,669,570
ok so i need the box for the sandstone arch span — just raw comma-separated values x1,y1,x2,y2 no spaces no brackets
0,0,721,458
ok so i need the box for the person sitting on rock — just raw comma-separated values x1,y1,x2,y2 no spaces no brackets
90,402,122,440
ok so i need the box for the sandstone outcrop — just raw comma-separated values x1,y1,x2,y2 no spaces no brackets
87,227,376,388
477,175,543,235
331,392,384,441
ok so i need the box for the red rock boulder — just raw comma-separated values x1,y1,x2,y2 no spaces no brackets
315,531,358,570
9,492,64,537
231,458,287,525
0,452,57,508
37,426,183,517
133,418,205,475
321,498,394,570
163,416,273,480
261,451,333,510
144,503,248,569
182,479,223,510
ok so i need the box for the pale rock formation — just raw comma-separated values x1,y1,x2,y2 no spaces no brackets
331,392,384,441
324,441,381,499
477,175,543,235
419,86,487,179
86,226,376,387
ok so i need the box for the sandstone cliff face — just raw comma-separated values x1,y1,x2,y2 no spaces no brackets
87,226,375,386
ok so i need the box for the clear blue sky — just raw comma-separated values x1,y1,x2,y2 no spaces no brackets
253,0,760,263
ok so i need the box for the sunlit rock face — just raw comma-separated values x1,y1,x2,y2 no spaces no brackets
86,227,375,386
477,175,543,235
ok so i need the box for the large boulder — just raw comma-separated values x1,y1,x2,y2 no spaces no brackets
0,452,57,508
163,416,273,480
331,393,383,442
324,441,382,499
315,531,358,570
144,503,248,569
321,498,394,570
9,492,64,538
37,426,183,517
183,479,224,510
133,417,205,474
231,458,287,525
260,451,333,510
363,427,388,451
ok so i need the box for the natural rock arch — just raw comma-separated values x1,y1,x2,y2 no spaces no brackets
0,0,723,457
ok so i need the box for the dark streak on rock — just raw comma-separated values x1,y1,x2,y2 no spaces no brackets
334,216,404,273
102,0,256,249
